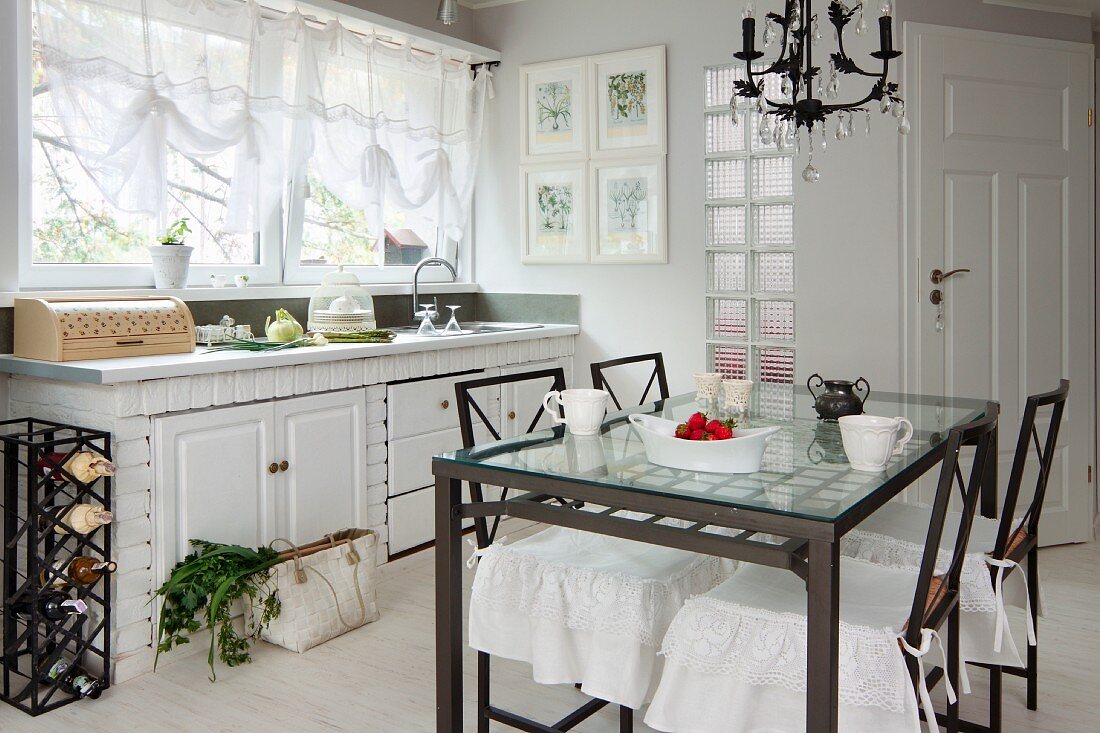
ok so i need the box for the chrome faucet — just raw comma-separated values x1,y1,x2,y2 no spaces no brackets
411,257,458,324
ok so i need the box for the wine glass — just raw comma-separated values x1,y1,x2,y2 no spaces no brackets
416,304,439,336
443,305,463,335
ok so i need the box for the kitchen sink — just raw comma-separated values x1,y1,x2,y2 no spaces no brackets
390,321,544,336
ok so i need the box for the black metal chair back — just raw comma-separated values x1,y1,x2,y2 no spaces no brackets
590,353,670,411
992,380,1069,559
455,368,567,548
903,403,999,647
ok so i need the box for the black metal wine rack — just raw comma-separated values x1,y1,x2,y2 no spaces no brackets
1,418,112,716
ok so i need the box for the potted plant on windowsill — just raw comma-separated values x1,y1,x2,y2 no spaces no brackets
149,218,194,289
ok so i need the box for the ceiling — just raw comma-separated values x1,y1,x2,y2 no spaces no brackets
459,0,531,8
458,1,1100,19
984,0,1100,18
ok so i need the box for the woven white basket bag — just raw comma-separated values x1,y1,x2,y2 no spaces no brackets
259,529,380,653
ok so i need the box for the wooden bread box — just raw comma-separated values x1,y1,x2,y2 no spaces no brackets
14,297,196,362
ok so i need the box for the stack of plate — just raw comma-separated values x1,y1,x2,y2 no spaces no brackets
310,310,375,334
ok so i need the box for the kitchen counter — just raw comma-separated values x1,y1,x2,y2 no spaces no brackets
0,324,579,385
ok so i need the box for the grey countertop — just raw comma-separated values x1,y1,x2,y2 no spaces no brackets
0,324,579,385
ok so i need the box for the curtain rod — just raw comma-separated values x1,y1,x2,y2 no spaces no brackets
247,0,497,71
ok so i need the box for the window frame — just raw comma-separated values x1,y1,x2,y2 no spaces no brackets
5,0,491,291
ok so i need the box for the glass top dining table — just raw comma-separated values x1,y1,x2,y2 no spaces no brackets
437,386,991,525
432,386,996,733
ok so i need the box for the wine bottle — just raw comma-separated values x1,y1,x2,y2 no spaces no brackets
10,590,88,621
55,504,114,535
36,451,115,484
41,557,118,588
38,657,104,700
68,557,117,585
63,668,105,700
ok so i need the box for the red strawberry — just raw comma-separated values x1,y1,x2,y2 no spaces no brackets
701,432,716,440
713,426,733,440
689,429,705,441
675,423,692,440
705,419,723,434
687,412,707,430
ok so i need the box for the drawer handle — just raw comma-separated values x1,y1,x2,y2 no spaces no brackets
508,411,516,420
268,463,279,474
440,400,450,410
279,460,289,472
116,339,145,346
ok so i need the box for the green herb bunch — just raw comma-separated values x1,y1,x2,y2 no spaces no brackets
154,540,282,681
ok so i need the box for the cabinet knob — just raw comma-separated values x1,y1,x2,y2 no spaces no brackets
279,460,289,472
507,411,516,420
268,463,279,474
440,400,450,410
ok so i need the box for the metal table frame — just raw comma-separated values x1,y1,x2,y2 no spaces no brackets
433,400,997,733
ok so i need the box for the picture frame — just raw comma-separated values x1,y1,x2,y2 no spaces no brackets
522,163,589,264
520,58,588,162
590,157,667,264
590,45,667,158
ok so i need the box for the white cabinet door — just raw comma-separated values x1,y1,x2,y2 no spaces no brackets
274,390,366,545
153,403,276,585
501,358,573,438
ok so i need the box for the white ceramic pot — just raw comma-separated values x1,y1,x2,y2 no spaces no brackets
234,275,249,288
629,413,781,474
148,245,194,289
210,274,227,288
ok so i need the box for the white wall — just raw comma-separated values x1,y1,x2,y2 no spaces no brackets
469,0,1091,395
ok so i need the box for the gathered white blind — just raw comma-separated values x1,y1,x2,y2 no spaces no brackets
34,0,492,243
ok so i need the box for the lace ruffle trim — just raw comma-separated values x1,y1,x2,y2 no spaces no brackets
659,598,910,714
841,530,998,613
470,544,726,648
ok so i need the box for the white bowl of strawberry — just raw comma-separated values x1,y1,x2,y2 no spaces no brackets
628,411,781,474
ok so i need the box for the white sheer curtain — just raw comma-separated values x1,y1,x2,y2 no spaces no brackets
34,0,491,245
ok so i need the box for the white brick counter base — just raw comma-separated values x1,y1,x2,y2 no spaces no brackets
5,334,575,684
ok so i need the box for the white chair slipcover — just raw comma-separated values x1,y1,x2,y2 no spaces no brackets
646,559,959,733
842,502,1038,667
468,525,728,710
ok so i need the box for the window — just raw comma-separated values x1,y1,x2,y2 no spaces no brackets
19,0,490,288
704,63,796,421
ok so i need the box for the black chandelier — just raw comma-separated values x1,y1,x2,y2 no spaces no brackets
733,0,906,181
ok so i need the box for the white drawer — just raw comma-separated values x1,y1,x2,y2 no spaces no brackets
387,371,498,440
389,426,488,497
388,487,435,555
387,484,504,557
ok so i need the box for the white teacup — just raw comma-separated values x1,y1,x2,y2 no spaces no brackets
543,389,609,437
838,415,915,473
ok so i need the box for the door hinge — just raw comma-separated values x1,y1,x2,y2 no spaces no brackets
1089,108,1094,127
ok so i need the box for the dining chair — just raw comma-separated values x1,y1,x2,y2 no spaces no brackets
590,353,670,410
455,370,727,733
839,380,1068,730
645,405,998,733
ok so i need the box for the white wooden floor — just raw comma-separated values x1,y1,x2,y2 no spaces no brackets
2,528,1097,733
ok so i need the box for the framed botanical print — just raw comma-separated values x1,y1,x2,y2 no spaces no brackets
520,59,588,161
590,45,667,157
522,163,589,263
591,157,667,264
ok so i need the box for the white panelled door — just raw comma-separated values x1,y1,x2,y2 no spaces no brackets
905,24,1095,545
275,391,366,545
153,403,276,582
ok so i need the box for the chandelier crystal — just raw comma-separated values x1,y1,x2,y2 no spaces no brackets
733,1,906,182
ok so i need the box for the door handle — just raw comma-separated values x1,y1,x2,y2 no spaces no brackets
279,460,289,472
930,268,971,284
268,463,279,474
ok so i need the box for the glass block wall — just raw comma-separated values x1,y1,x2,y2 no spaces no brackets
705,64,797,406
